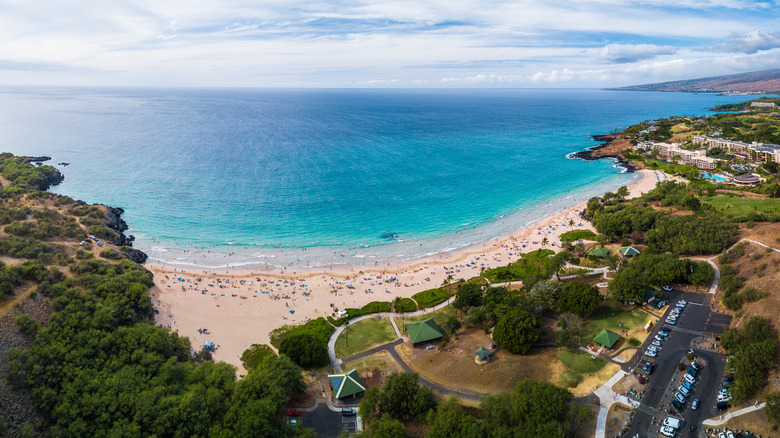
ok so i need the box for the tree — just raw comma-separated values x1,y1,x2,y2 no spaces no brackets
363,415,407,438
426,398,482,438
453,282,484,310
767,392,780,426
764,182,780,198
481,379,574,438
615,186,629,200
762,161,778,174
529,279,563,311
540,237,549,251
492,309,540,354
607,265,648,303
379,372,436,422
278,333,329,368
359,387,382,422
558,282,601,316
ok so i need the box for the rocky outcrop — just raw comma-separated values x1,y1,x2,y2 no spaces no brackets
567,134,636,173
102,207,148,263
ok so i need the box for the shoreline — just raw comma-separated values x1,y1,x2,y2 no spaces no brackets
148,168,660,370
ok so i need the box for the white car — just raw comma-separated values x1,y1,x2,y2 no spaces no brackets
684,374,696,384
676,300,687,307
663,417,682,429
647,345,659,352
678,385,690,396
661,425,677,437
645,350,657,358
662,285,673,291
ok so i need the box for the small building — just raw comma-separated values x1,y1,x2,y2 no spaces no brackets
329,369,366,399
405,318,444,345
619,246,640,257
592,329,621,349
588,247,610,258
732,173,762,186
475,347,491,364
643,290,657,305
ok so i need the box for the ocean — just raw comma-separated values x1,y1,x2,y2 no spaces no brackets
0,87,752,268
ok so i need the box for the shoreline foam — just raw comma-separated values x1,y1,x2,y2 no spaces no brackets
149,169,661,371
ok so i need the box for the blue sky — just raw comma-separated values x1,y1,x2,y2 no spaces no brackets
1,0,779,87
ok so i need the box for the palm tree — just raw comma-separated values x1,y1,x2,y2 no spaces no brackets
540,237,548,253
568,219,575,227
441,274,454,291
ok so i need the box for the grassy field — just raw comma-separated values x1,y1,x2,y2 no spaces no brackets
701,195,780,216
394,297,417,313
559,229,598,242
557,349,609,389
342,350,402,374
334,316,397,358
395,304,459,328
411,288,452,308
578,305,650,346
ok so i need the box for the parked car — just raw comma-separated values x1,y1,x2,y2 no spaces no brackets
663,417,682,429
718,433,726,438
659,328,670,335
687,368,697,377
717,401,730,410
660,426,677,437
647,345,660,352
341,408,357,416
666,318,677,325
662,285,673,291
726,431,735,438
645,350,658,358
692,399,700,410
691,361,702,371
671,399,684,410
719,388,730,395
642,364,654,374
286,410,300,417
674,392,686,404
678,385,690,397
681,380,693,390
655,335,666,341
722,381,732,388
684,374,696,384
652,340,663,347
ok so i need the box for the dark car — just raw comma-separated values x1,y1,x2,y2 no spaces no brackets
642,364,654,375
672,399,684,410
342,408,357,416
717,401,730,410
687,368,698,377
286,410,300,417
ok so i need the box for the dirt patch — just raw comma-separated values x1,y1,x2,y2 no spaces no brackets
342,350,403,377
612,372,645,395
605,402,634,438
397,328,558,396
728,243,780,332
572,400,600,438
592,136,633,158
744,223,780,248
707,407,777,437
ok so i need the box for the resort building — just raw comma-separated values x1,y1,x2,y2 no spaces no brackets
692,136,780,164
750,102,776,108
641,141,717,169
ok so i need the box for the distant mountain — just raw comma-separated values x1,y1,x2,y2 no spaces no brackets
613,69,780,93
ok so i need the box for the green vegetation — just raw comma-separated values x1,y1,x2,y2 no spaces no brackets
393,297,417,313
701,195,780,220
412,287,452,308
608,252,714,302
335,317,397,357
628,337,641,347
557,281,601,316
240,344,277,370
15,313,38,335
492,309,540,354
483,249,569,284
559,229,598,242
721,317,777,403
578,305,647,345
558,349,607,386
269,317,334,368
359,375,591,438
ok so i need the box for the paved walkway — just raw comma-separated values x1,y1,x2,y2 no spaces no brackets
702,403,766,426
594,370,641,438
328,296,456,372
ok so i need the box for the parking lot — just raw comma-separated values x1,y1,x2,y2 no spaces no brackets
625,289,732,437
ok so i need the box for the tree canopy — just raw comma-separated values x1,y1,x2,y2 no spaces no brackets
492,309,540,354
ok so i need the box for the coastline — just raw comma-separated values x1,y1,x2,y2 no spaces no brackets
148,168,660,371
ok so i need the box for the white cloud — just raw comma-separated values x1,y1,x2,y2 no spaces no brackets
599,44,678,64
715,30,780,53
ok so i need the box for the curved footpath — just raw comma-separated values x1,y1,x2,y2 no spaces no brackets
702,402,766,426
328,296,456,373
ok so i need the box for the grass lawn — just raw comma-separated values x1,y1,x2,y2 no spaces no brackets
412,288,452,308
578,305,649,346
334,316,397,358
559,229,598,242
342,350,402,374
558,349,607,374
701,195,780,216
395,304,459,328
394,297,417,313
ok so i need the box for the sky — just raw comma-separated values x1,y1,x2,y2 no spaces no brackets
1,0,779,88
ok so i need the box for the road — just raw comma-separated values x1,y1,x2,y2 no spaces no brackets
624,289,732,437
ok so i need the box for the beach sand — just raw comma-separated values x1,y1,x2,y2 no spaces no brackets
149,169,664,371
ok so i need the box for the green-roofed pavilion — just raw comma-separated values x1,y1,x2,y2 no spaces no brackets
619,246,641,256
589,247,610,258
475,347,490,360
329,369,366,399
592,329,621,348
405,318,444,345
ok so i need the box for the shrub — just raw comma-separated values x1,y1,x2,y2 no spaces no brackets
15,314,38,335
278,333,329,368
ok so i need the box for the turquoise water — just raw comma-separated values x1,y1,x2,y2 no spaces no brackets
702,173,728,182
0,88,752,268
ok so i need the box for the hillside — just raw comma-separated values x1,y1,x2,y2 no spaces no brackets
613,69,780,93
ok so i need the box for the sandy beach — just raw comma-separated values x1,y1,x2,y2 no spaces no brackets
149,169,665,371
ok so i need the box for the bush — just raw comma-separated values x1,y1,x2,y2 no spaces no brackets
493,309,540,355
240,344,276,370
394,298,416,313
15,314,38,335
99,249,122,260
412,288,452,308
278,333,329,368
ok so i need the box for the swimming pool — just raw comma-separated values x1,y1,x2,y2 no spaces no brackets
702,173,728,182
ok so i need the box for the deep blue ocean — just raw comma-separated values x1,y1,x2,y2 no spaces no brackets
0,87,753,267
